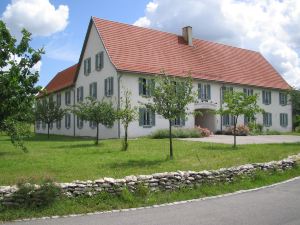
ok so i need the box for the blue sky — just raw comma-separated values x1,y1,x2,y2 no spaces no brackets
1,0,300,88
0,0,149,87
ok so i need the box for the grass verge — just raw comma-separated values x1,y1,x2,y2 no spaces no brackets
1,166,300,222
1,134,300,185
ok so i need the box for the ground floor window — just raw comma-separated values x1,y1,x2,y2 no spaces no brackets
89,121,97,129
56,119,61,129
139,108,155,127
42,121,46,129
173,117,185,126
280,113,288,127
65,114,71,129
77,117,83,129
222,115,234,126
263,112,272,127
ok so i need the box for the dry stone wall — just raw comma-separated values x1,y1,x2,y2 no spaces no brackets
1,153,300,206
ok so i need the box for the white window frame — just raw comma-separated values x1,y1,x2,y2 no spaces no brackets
77,117,83,129
280,113,288,127
84,57,91,75
279,92,287,106
262,90,272,105
95,52,104,71
65,114,71,129
263,112,272,127
77,86,84,102
105,77,114,97
65,91,71,106
198,83,211,100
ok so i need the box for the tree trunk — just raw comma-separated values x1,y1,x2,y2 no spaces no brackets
95,123,99,145
47,123,50,139
169,120,173,160
233,117,237,148
124,125,128,151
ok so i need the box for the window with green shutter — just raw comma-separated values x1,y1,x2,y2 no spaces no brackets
139,78,154,97
56,93,61,106
84,57,91,75
279,92,287,106
56,119,61,129
95,52,104,71
280,113,288,127
65,113,71,129
243,88,253,96
89,82,97,99
198,83,211,100
77,86,84,102
77,117,83,129
263,112,272,127
139,108,155,127
262,90,272,105
221,86,233,102
65,91,71,105
105,77,114,96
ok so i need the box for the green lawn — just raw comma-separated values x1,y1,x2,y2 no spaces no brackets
0,134,300,185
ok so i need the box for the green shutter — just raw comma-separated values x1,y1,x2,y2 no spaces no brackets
104,79,108,96
198,83,202,99
139,108,144,126
207,84,211,100
94,83,97,99
151,110,155,126
88,58,91,73
95,53,99,70
149,79,155,96
100,52,104,70
110,77,114,95
89,84,92,97
77,88,79,102
139,78,143,95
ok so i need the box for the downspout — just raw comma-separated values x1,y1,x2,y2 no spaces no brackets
117,72,123,138
73,88,76,137
220,84,224,132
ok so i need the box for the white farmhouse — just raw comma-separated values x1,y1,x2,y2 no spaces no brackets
36,17,292,138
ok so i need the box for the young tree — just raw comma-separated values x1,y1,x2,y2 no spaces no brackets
218,91,263,148
146,74,196,160
0,20,44,150
117,89,138,151
73,98,117,145
35,98,65,139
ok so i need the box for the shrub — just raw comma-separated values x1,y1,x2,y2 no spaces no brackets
248,122,264,135
151,128,202,139
10,180,61,208
265,130,281,135
195,126,211,137
233,125,249,136
136,184,149,198
295,126,300,133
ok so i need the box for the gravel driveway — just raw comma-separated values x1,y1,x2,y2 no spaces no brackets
182,135,300,145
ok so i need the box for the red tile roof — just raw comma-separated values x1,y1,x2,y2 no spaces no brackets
93,17,290,90
43,64,77,94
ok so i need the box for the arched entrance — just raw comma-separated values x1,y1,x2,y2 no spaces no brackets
195,109,216,132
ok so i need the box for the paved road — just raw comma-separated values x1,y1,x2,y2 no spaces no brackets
4,177,300,225
183,135,300,145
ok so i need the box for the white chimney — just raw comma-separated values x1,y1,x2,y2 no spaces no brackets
182,26,193,46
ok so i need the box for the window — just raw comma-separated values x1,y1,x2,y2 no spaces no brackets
89,82,97,99
198,83,211,100
221,86,233,102
89,121,97,129
36,121,41,130
280,113,288,127
95,52,104,71
65,91,71,105
139,78,154,97
243,88,253,96
222,115,234,126
263,112,272,127
279,92,287,106
77,86,84,102
139,108,155,127
262,90,271,105
77,117,83,129
104,77,114,96
56,119,61,129
173,117,185,126
42,121,46,129
49,122,53,130
56,93,61,106
244,116,255,125
49,95,54,103
65,113,71,129
84,57,91,75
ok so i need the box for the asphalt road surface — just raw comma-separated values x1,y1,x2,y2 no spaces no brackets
3,177,300,225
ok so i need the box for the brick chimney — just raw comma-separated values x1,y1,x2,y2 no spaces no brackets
182,26,193,46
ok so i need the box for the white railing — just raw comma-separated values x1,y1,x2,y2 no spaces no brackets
194,99,218,110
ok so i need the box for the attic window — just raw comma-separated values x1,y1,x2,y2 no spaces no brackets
84,57,91,75
95,52,104,71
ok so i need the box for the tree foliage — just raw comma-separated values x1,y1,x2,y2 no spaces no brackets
117,89,138,151
35,98,66,139
289,88,300,129
217,91,263,148
73,98,117,145
0,20,44,151
146,74,196,159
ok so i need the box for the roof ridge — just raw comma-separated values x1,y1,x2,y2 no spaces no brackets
92,16,259,54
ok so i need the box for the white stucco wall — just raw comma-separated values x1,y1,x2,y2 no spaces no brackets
35,88,75,136
74,23,119,139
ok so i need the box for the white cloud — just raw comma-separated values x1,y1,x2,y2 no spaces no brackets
2,0,69,37
133,16,151,27
31,61,42,73
135,0,300,88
